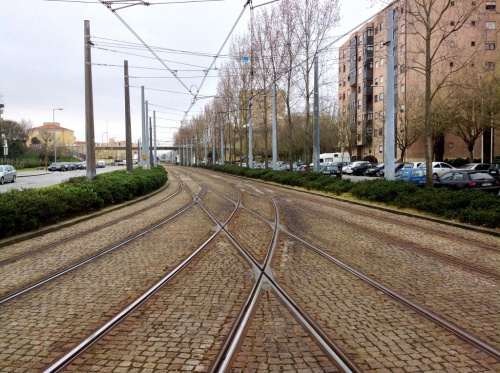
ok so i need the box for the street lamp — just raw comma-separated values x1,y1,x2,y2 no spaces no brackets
53,108,63,162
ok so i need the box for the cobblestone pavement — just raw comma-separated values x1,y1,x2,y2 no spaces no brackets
276,200,500,349
0,178,183,262
0,205,214,372
0,188,194,297
0,165,499,372
231,290,339,373
64,235,254,372
272,234,499,372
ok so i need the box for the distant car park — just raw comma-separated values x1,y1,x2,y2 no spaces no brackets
48,162,65,172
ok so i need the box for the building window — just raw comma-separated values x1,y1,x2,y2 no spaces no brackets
450,21,455,26
374,129,378,137
380,22,384,30
486,21,496,29
358,85,361,93
343,49,346,57
381,58,384,66
471,41,476,46
358,67,362,75
471,21,476,27
451,1,455,5
359,36,362,44
400,64,405,73
380,75,384,84
401,104,405,112
379,128,383,136
401,45,406,53
375,112,379,119
379,145,383,153
449,41,456,47
374,95,378,103
375,61,379,69
449,142,453,148
486,42,496,50
379,93,384,101
450,61,454,67
401,25,405,33
401,84,405,93
358,100,361,109
485,62,496,69
486,2,496,10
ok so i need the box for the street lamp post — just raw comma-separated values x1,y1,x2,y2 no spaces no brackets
53,108,63,162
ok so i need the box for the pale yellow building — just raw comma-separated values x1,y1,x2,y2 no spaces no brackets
29,122,76,147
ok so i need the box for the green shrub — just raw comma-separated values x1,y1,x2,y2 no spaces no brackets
0,166,167,239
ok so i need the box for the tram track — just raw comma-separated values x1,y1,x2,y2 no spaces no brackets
183,167,500,362
0,166,498,372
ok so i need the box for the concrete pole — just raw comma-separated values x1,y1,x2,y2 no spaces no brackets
124,60,133,173
220,117,225,165
249,99,253,168
190,136,193,166
149,117,153,168
178,143,180,164
272,84,279,171
212,122,216,164
313,56,320,172
385,9,395,180
153,111,157,167
141,86,145,167
204,125,208,164
84,20,96,180
145,101,151,169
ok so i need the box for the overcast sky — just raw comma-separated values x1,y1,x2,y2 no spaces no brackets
1,0,383,146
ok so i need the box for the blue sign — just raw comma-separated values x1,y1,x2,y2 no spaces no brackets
242,57,249,62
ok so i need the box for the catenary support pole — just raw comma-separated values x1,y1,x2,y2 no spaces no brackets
272,84,279,171
313,56,320,172
84,20,96,180
145,101,151,169
124,60,133,173
141,86,145,167
212,122,216,164
153,111,157,167
385,9,395,180
220,117,225,165
249,99,253,168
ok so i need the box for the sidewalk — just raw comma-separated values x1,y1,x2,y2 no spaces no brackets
17,170,51,178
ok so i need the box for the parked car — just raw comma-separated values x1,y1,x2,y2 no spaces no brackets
402,162,425,169
294,165,308,172
96,161,106,168
0,165,17,184
117,160,127,166
352,162,376,176
378,162,406,177
394,168,427,186
458,163,490,171
487,163,500,179
62,162,76,171
434,170,500,193
419,162,455,178
364,163,385,177
48,162,65,172
342,161,369,174
320,165,340,177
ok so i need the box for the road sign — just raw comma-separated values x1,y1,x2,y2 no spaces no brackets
142,154,146,160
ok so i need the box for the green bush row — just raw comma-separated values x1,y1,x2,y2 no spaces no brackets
200,164,500,228
0,166,168,239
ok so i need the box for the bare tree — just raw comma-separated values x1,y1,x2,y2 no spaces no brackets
404,0,481,184
396,88,423,161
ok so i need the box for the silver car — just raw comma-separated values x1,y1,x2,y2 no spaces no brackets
0,165,17,185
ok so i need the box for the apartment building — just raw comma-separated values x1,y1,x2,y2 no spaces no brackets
338,0,500,162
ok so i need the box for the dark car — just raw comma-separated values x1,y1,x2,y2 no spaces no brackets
488,163,500,179
48,162,65,172
62,162,76,171
352,162,376,176
294,165,307,172
434,170,500,193
364,163,385,177
320,165,340,177
379,162,405,177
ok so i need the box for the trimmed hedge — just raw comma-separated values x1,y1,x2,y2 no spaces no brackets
197,164,500,229
0,166,168,239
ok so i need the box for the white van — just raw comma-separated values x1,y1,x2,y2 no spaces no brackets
311,152,351,166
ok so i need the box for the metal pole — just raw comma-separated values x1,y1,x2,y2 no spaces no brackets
178,143,180,164
249,99,253,168
385,9,395,180
204,125,208,164
190,136,193,166
153,111,157,167
212,122,216,164
124,60,133,173
220,117,225,165
313,56,320,172
272,84,279,171
84,20,96,180
141,86,145,167
145,101,151,169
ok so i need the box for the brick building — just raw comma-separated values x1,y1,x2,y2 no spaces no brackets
338,0,500,162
